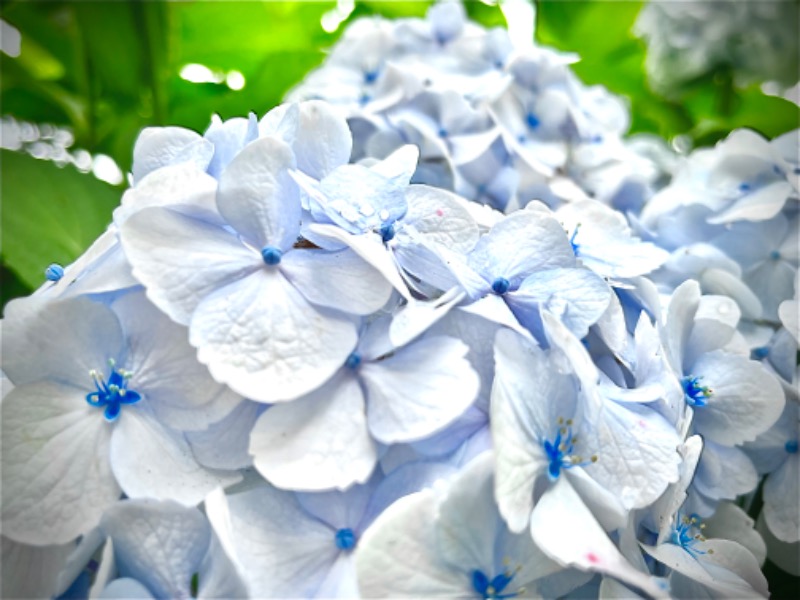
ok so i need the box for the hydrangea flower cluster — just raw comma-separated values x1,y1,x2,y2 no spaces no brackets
2,2,797,598
635,0,800,92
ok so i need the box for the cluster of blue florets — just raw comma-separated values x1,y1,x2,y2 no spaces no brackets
2,2,797,598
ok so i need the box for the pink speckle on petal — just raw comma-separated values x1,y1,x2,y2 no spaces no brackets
436,209,444,217
638,420,647,428
586,552,600,564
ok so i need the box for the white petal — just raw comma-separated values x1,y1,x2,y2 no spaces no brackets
111,291,242,431
250,372,376,491
355,490,469,597
217,136,300,250
131,126,213,184
101,499,210,599
691,351,784,446
292,100,353,180
282,248,393,315
694,440,758,500
764,453,800,543
110,407,241,506
186,400,262,470
1,536,74,599
590,401,681,510
703,502,767,566
701,539,769,597
307,223,413,300
707,180,793,224
491,330,557,532
3,296,124,388
532,478,668,599
664,280,701,375
205,484,340,598
190,269,357,403
700,268,763,321
1,382,119,545
362,336,479,444
403,185,479,253
120,206,259,325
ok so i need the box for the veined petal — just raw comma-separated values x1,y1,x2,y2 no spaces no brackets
532,478,669,599
131,127,213,184
355,490,469,597
110,407,241,506
764,453,800,543
1,382,119,545
111,292,242,432
216,136,300,250
691,350,784,446
120,206,260,325
361,336,479,444
249,371,376,491
186,400,262,471
3,296,124,388
190,269,357,403
403,185,479,253
281,248,393,316
100,499,210,599
1,536,74,599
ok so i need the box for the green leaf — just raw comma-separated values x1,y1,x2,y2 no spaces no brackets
1,150,120,289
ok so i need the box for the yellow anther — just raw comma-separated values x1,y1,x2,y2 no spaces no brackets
708,549,714,554
700,524,706,529
591,455,598,463
566,419,573,425
560,427,567,435
557,417,564,425
503,557,511,566
487,586,496,595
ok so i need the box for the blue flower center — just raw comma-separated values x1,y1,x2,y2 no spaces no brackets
471,566,523,599
261,246,282,265
438,127,448,138
380,223,396,242
786,440,798,454
491,277,510,295
335,527,356,550
345,352,362,369
86,359,142,421
364,70,378,84
670,514,708,557
569,225,581,255
525,112,540,129
682,375,713,407
751,346,770,360
770,250,781,261
739,182,751,193
542,419,597,481
45,263,65,282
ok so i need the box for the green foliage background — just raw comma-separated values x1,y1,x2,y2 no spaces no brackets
0,0,798,593
2,0,798,306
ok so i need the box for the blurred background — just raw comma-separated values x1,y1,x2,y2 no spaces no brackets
1,0,798,306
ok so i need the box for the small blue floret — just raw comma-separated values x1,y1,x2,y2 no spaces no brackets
739,182,751,193
682,375,712,407
491,277,510,295
380,223,396,242
786,440,798,454
751,346,770,360
770,250,781,261
364,70,378,84
471,568,519,598
261,246,282,265
345,352,362,369
335,528,356,550
525,112,540,129
45,263,65,282
86,363,141,422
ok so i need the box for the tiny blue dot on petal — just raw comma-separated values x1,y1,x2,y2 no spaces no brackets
45,263,65,282
786,440,798,454
345,353,362,369
770,250,781,261
491,277,510,295
335,527,356,550
261,246,282,265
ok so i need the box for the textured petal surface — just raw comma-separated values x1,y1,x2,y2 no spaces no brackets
120,206,259,325
190,269,357,403
250,372,376,491
362,336,479,444
1,382,119,545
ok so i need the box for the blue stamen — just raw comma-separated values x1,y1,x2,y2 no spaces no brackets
261,246,282,265
682,375,713,407
45,263,64,282
569,226,581,255
525,112,540,129
670,514,707,558
786,440,798,454
471,568,522,599
345,352,362,369
335,528,356,550
491,277,510,295
542,419,596,482
85,362,141,422
380,223,396,242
